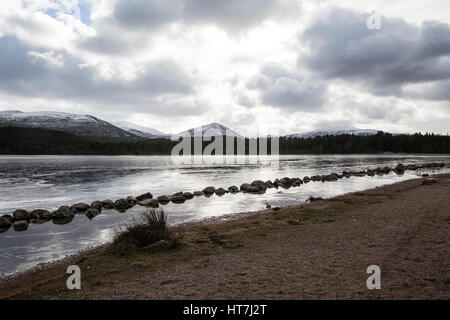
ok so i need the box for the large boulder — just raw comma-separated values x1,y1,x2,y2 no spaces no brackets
303,176,310,183
215,188,227,195
183,192,194,199
394,163,405,171
127,196,137,205
251,180,268,190
52,206,75,219
52,216,73,225
193,191,204,196
40,212,53,221
85,208,100,220
240,183,252,191
138,199,159,208
228,186,239,193
136,192,153,201
29,212,40,220
13,220,29,231
71,203,90,212
30,209,50,217
325,173,339,181
278,177,292,185
114,198,130,210
202,186,216,194
171,195,185,204
265,180,274,187
248,186,263,193
13,209,31,221
90,201,103,210
102,200,115,209
157,195,171,204
0,217,12,228
1,214,13,221
241,183,262,193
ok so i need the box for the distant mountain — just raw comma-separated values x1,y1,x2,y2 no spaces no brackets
233,128,261,139
112,120,168,139
286,128,379,139
177,122,243,138
0,110,136,141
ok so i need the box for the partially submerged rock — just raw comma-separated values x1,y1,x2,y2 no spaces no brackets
157,195,171,204
52,216,73,225
215,188,227,195
138,198,160,208
114,198,130,209
102,200,115,209
71,203,90,212
90,201,103,210
0,217,12,228
39,212,53,221
202,186,216,194
52,206,75,219
86,208,100,220
1,214,13,221
13,220,29,231
251,180,268,191
171,195,185,204
13,209,30,221
183,192,194,199
394,163,405,173
126,196,137,205
30,209,50,217
136,192,153,201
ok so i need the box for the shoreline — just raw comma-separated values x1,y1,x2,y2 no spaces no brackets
1,173,449,299
2,161,447,234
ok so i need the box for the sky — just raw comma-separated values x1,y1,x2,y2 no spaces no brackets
0,0,449,135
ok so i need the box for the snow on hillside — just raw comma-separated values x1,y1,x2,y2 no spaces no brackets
0,110,135,139
286,128,379,138
177,123,243,137
112,120,168,138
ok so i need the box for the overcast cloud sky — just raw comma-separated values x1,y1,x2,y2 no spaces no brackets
0,0,449,134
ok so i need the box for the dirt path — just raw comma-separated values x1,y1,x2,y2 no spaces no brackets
1,174,449,299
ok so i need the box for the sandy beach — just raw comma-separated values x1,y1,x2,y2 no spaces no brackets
1,173,449,300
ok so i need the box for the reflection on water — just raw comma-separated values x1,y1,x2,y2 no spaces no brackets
1,154,449,276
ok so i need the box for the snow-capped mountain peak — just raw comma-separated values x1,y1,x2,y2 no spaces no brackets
176,122,243,137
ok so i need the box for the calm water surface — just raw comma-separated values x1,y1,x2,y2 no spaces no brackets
1,154,449,276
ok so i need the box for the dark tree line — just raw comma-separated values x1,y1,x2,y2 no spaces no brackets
1,127,449,155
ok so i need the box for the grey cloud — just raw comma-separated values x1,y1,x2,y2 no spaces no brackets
81,0,301,55
0,35,199,116
114,0,183,29
301,8,450,101
110,0,298,32
182,0,277,32
354,101,414,123
80,29,148,55
262,77,326,111
247,64,327,112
